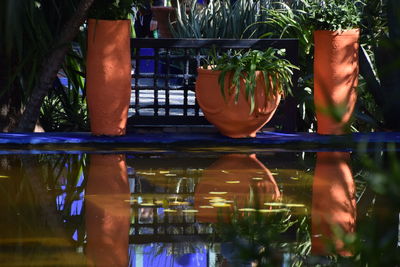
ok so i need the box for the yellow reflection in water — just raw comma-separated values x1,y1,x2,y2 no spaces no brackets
285,203,305,207
212,203,231,207
164,209,177,213
182,209,199,213
124,199,137,203
208,198,227,203
264,202,285,206
258,209,290,213
264,202,306,208
170,201,190,206
238,208,256,212
140,203,155,206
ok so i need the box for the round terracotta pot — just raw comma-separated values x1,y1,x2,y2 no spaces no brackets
151,6,175,38
314,29,359,135
311,152,356,256
86,19,132,136
194,154,281,223
196,68,281,138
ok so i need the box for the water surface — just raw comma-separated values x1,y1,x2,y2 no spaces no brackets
0,148,399,266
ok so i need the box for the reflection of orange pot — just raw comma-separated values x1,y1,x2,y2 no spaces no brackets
86,154,130,267
311,152,356,257
194,154,281,223
86,19,132,136
314,29,359,135
196,68,281,138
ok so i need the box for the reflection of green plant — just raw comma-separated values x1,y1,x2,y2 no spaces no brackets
204,48,297,114
0,154,88,265
326,143,400,266
358,143,400,201
213,189,310,266
41,154,88,246
144,242,205,263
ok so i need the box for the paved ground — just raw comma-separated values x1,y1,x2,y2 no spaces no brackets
60,76,196,117
130,78,198,117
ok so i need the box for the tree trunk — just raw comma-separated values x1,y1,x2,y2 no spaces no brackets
15,0,95,132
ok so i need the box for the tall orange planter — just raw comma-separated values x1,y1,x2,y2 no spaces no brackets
86,19,131,136
314,29,359,135
196,68,281,138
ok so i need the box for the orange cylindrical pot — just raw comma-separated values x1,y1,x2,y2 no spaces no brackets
86,19,132,136
85,154,130,267
194,154,281,223
196,68,281,138
311,152,356,257
151,7,175,38
314,29,359,135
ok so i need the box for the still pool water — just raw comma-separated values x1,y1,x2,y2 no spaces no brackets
0,148,399,266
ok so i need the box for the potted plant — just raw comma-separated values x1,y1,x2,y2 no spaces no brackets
151,1,175,38
306,0,363,134
86,0,145,136
151,0,192,38
196,48,297,138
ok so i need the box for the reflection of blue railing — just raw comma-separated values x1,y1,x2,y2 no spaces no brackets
130,38,299,131
129,245,208,267
129,171,212,245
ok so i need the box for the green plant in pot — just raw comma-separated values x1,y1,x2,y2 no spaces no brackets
86,0,145,136
88,0,140,20
305,0,363,31
195,48,297,138
305,0,364,135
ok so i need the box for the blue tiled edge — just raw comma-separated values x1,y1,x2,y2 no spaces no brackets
0,132,399,146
